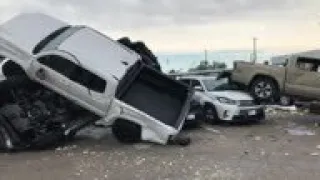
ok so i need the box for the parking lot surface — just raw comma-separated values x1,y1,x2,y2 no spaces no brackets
1,110,320,180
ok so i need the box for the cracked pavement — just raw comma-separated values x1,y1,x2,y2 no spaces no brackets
1,110,320,180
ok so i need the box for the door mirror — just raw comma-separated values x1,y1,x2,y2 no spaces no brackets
36,68,46,80
194,85,204,92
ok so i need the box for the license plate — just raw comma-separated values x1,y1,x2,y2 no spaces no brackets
248,110,257,116
186,114,196,120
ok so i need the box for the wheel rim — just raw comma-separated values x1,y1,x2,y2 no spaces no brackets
254,81,273,99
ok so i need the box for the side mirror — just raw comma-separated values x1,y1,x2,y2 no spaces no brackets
36,68,46,80
194,85,204,92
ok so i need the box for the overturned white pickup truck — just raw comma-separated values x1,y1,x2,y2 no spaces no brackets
0,13,192,150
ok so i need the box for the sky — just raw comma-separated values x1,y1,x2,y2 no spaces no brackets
0,0,319,54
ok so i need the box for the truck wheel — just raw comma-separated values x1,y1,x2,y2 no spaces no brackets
249,77,278,103
203,104,219,124
112,119,141,143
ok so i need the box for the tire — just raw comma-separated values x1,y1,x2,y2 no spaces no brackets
203,104,219,124
249,77,279,103
112,119,141,143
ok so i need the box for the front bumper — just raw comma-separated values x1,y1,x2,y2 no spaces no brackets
216,104,265,122
232,108,265,122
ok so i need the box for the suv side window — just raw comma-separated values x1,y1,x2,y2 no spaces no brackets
37,55,106,93
296,57,320,72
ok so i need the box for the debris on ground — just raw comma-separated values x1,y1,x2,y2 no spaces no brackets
267,105,297,112
254,136,262,141
55,145,78,152
286,126,316,136
133,143,152,150
168,136,191,146
310,152,319,156
202,126,221,134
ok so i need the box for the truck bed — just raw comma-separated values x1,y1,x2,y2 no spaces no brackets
116,61,193,129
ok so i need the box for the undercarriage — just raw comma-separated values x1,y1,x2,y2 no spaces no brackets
0,75,98,151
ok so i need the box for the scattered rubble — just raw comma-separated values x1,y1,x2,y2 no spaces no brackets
202,126,221,134
55,145,78,152
286,126,316,136
310,152,319,156
254,136,262,141
133,143,152,150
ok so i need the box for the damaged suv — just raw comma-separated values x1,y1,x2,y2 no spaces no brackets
0,13,192,151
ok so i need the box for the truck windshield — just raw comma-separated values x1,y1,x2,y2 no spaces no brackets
202,78,239,91
33,26,84,54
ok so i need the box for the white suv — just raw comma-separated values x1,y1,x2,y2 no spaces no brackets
179,76,265,124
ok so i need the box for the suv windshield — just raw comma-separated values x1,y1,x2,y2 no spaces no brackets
202,78,239,91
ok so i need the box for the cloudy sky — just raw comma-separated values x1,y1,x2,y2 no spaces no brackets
0,0,319,53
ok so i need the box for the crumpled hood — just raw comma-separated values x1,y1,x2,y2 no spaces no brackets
207,90,253,101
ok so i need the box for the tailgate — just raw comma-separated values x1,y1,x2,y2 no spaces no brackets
116,61,193,129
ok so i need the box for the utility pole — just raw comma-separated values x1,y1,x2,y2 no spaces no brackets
204,49,208,65
252,37,257,63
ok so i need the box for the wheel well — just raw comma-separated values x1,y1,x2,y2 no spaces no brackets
204,102,215,109
249,75,279,91
2,60,27,78
113,119,142,131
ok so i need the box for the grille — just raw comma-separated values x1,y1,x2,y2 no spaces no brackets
239,100,255,107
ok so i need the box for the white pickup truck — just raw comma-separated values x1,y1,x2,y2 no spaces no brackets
0,13,192,150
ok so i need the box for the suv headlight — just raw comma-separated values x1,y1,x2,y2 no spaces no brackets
217,97,237,105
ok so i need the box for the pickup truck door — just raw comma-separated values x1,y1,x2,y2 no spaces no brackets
30,53,73,97
285,58,320,98
30,51,109,116
66,65,109,117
